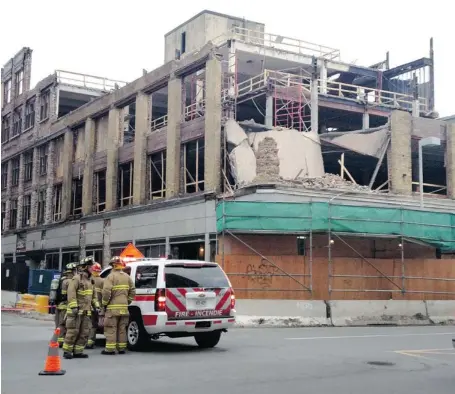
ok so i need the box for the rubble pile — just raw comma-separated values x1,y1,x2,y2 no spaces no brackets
234,173,373,193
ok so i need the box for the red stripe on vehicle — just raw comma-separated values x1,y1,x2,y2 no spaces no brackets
166,289,186,312
213,320,222,324
215,289,222,296
228,319,235,323
177,288,187,297
134,295,155,301
185,322,195,326
165,322,177,326
142,315,157,326
216,289,231,310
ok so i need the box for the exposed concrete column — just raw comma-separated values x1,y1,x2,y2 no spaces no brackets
16,154,25,229
362,112,370,130
319,60,328,94
204,233,210,262
446,123,455,199
82,118,95,215
265,95,273,128
310,78,319,133
227,41,236,119
106,107,121,211
4,157,13,231
204,56,222,193
388,110,412,195
61,129,74,220
165,77,183,198
29,146,40,227
44,140,55,224
133,92,152,205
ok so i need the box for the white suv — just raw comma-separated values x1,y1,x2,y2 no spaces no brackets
99,258,236,350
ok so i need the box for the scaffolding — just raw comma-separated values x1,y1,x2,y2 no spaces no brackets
216,198,455,299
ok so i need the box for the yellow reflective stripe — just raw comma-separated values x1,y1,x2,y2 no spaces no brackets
106,304,128,309
67,302,78,308
77,290,93,295
61,290,67,294
57,338,64,343
57,304,67,310
112,285,130,290
87,340,94,346
105,343,117,349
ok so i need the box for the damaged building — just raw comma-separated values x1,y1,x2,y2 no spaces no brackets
2,10,454,300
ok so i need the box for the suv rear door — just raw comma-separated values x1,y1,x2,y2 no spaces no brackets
164,263,232,320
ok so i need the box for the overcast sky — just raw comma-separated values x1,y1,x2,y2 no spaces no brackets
2,0,452,116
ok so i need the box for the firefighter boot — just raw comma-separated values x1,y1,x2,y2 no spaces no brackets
118,350,126,355
73,353,89,359
101,350,116,355
63,352,73,360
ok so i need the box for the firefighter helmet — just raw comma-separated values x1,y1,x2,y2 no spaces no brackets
109,256,121,266
64,262,77,272
78,256,95,268
91,262,102,272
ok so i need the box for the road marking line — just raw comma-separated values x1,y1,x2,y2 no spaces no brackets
285,332,455,340
394,351,439,361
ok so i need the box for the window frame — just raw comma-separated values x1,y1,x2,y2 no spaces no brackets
24,98,35,130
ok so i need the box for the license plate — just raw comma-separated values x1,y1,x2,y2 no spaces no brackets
195,321,211,329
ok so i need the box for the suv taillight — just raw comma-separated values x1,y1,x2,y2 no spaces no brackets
230,288,236,309
155,288,166,312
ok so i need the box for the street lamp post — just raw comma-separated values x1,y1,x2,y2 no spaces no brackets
418,136,441,209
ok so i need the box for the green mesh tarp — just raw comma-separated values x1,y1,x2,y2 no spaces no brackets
216,201,455,252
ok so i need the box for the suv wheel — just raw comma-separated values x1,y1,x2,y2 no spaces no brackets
127,317,148,351
194,330,221,349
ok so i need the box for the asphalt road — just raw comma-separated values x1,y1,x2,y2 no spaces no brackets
2,312,455,394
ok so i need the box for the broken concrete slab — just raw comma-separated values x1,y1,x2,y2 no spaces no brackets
249,129,324,180
320,126,389,158
225,119,249,146
229,140,256,184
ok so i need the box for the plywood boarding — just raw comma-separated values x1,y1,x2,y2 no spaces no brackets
218,255,455,300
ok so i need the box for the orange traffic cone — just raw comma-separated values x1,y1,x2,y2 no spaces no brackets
39,327,66,376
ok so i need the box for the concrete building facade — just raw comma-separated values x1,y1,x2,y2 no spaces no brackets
1,10,454,292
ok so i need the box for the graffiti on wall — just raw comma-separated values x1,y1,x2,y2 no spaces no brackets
244,259,280,289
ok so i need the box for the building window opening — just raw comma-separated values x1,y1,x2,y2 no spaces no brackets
149,151,166,199
45,252,60,270
86,249,103,265
2,115,11,143
1,202,6,231
181,32,186,54
4,79,12,104
62,250,80,267
53,184,62,221
54,136,64,168
95,170,106,213
11,157,20,186
40,90,50,121
1,162,8,189
24,151,33,182
71,177,83,216
12,107,22,137
118,162,133,207
25,99,35,130
122,103,136,144
15,70,24,96
39,145,47,175
9,198,18,229
22,195,31,227
183,138,204,193
297,236,306,256
37,189,46,225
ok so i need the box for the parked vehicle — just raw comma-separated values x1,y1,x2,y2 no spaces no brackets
99,258,236,350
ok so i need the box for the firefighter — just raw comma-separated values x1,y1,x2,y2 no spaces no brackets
101,256,135,355
86,262,104,349
62,257,100,359
55,262,77,347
